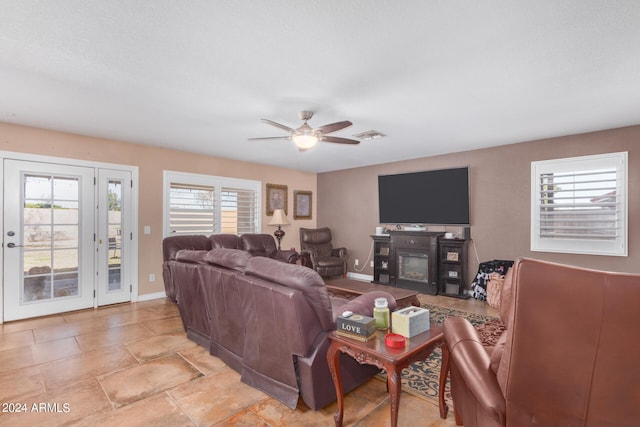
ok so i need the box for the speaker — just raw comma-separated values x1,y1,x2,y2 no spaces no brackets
462,227,471,240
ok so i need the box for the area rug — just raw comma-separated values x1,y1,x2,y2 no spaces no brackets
377,303,505,403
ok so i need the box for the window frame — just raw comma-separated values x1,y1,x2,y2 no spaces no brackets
162,170,261,237
530,152,628,256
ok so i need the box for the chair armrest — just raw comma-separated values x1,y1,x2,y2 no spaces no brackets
272,250,299,264
444,317,506,425
335,291,397,318
304,249,320,264
331,247,347,258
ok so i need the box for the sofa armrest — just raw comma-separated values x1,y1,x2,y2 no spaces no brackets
331,247,347,258
444,317,506,424
334,291,397,319
272,249,299,264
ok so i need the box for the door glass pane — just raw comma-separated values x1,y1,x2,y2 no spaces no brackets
53,177,78,201
107,180,123,292
54,201,78,223
22,174,81,304
23,225,51,250
53,249,78,272
24,203,52,224
24,175,51,199
53,272,79,298
24,271,51,302
53,225,78,249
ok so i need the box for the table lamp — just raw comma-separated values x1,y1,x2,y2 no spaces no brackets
268,209,290,250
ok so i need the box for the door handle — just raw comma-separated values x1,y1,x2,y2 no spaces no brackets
6,242,23,248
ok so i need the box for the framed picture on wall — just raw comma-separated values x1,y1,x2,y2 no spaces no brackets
266,183,288,215
294,190,312,220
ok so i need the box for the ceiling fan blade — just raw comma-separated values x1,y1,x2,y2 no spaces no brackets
261,119,294,133
322,136,360,145
248,136,291,141
314,121,353,134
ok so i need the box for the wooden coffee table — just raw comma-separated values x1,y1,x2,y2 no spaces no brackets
326,278,420,309
327,325,444,427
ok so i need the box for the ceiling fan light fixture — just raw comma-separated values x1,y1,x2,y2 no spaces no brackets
292,122,318,149
250,111,360,149
292,133,318,149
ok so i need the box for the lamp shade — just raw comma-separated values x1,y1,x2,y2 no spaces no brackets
269,209,290,226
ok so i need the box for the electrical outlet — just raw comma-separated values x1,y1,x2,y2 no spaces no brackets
370,261,374,268
149,273,155,282
354,259,359,266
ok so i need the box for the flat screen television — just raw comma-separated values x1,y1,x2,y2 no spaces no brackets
378,167,470,225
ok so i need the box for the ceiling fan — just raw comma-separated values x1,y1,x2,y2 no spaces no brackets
249,111,360,151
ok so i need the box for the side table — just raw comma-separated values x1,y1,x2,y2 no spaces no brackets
327,325,444,427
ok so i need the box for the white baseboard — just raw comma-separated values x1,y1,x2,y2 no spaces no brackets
136,291,167,302
347,272,373,282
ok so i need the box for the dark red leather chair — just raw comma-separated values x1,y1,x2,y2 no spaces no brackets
443,257,640,426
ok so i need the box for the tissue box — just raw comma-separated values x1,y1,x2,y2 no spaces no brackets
336,314,376,341
391,307,430,338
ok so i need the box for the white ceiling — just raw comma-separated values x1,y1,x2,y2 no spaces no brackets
1,1,639,173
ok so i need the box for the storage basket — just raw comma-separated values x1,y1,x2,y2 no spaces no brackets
486,272,504,308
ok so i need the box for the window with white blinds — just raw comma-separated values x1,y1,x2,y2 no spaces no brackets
163,171,260,236
531,152,627,256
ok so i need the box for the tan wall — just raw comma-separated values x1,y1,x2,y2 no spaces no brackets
318,125,640,286
1,122,316,296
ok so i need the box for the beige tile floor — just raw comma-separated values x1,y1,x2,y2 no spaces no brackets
0,293,496,426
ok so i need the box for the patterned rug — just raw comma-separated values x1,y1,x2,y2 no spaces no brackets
377,303,506,403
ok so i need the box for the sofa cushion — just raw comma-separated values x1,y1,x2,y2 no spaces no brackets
208,233,242,249
245,257,334,330
205,248,252,272
175,249,208,264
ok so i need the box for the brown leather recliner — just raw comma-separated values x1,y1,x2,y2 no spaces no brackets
240,233,298,263
299,227,347,277
443,257,640,427
161,234,210,302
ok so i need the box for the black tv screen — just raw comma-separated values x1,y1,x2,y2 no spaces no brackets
378,167,470,225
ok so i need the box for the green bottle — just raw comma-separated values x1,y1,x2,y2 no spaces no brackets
374,297,390,330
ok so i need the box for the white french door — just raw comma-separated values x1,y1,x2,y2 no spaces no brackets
2,158,135,321
3,160,95,321
96,169,132,306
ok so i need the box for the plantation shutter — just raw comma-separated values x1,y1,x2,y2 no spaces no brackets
169,183,216,234
531,152,627,256
220,187,259,234
164,171,261,236
537,170,618,240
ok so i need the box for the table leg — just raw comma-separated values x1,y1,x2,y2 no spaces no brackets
387,367,401,427
439,343,450,419
327,343,344,427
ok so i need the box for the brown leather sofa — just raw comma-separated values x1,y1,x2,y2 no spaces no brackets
169,246,397,410
443,257,640,426
162,233,298,302
300,227,347,277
